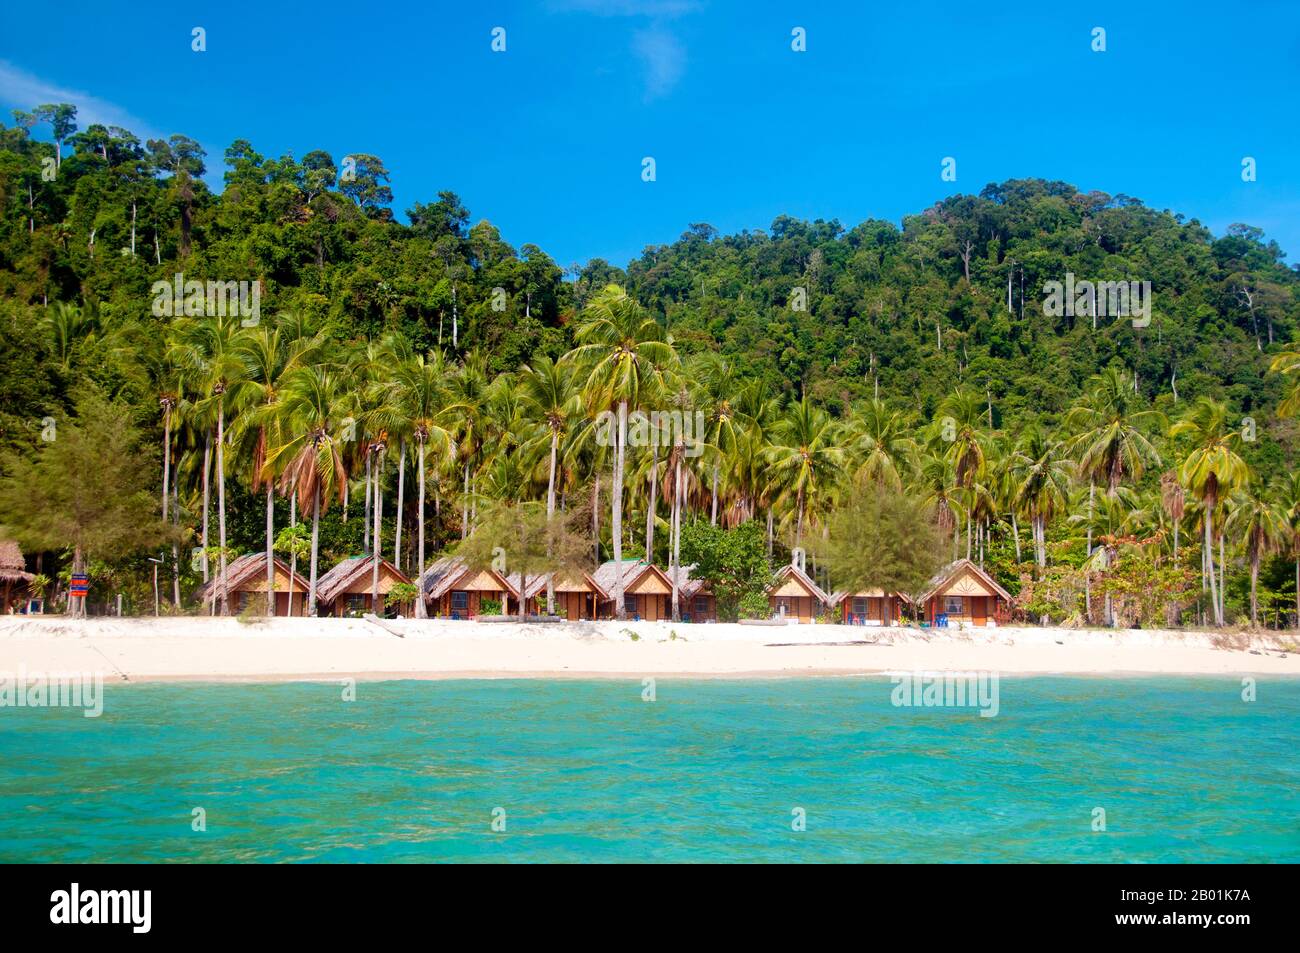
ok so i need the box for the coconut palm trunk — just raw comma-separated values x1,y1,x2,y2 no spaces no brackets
671,451,683,622
161,401,172,600
394,441,405,570
416,440,428,619
711,463,718,525
363,453,372,549
217,397,229,616
1219,531,1226,623
372,447,383,612
289,494,298,617
202,432,211,583
612,401,628,619
265,483,275,617
1205,496,1221,626
545,431,558,615
171,462,180,606
1249,543,1260,627
462,462,470,539
308,488,321,616
646,444,658,561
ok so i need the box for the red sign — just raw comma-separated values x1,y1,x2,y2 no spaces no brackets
70,574,89,597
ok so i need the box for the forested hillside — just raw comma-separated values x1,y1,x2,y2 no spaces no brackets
2,104,1299,627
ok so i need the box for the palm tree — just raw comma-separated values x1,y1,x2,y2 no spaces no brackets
1269,347,1300,419
1279,472,1300,630
1066,368,1165,622
936,389,988,559
375,351,456,617
1012,426,1071,574
445,351,491,540
845,398,916,490
917,451,962,561
519,356,581,613
273,523,311,616
169,312,247,615
265,366,349,616
1067,368,1165,494
1170,397,1251,626
765,397,843,551
564,284,677,619
1225,486,1285,628
692,354,748,523
232,315,326,615
1160,471,1186,562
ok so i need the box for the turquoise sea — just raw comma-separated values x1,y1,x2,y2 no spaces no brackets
0,677,1296,863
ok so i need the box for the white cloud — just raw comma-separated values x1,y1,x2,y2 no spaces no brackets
632,27,686,101
0,59,161,140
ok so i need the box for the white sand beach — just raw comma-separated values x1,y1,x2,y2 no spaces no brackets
0,615,1295,682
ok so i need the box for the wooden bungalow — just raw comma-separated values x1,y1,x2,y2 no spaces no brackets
195,552,309,616
510,570,609,619
767,564,831,623
829,588,910,626
592,560,679,620
316,555,414,618
419,557,519,619
918,559,1012,628
1,539,34,614
667,564,716,622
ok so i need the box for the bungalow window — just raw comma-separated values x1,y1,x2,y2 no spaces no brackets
852,597,869,616
693,596,709,616
451,591,469,611
775,597,794,616
346,594,367,614
945,595,964,615
624,594,638,614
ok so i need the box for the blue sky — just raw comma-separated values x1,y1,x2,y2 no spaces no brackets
3,0,1298,266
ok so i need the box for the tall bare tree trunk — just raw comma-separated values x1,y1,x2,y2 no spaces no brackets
545,431,558,615
308,489,321,616
710,463,718,525
266,483,275,617
289,494,298,617
646,443,658,563
394,441,405,571
612,402,628,619
372,448,384,612
363,453,372,549
202,433,211,584
217,399,228,616
461,462,470,540
1205,500,1221,626
416,441,427,619
671,453,683,622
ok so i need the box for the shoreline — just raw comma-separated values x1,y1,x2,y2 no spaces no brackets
1,616,1295,683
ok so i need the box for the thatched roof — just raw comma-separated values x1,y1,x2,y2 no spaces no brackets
767,563,831,604
827,587,913,606
504,569,609,601
194,552,308,604
316,555,412,604
0,539,33,583
418,557,519,601
917,559,1012,604
591,559,678,598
